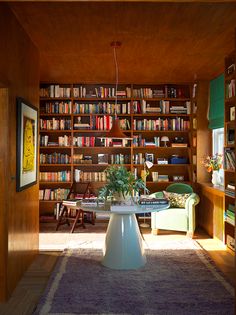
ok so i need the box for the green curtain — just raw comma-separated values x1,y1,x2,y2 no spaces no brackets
208,74,224,129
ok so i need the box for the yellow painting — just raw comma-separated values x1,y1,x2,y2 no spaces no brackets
23,116,35,172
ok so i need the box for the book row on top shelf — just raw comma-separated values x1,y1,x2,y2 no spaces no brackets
40,83,192,99
224,50,236,252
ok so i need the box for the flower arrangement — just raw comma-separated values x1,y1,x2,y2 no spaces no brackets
202,154,223,172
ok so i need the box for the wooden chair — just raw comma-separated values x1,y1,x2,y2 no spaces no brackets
56,182,95,233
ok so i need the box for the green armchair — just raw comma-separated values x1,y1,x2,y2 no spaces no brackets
150,183,200,238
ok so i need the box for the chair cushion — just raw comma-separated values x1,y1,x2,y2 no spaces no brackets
163,191,191,208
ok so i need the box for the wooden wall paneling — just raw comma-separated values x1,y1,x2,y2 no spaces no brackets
0,4,40,301
0,88,9,302
196,81,212,183
197,183,224,241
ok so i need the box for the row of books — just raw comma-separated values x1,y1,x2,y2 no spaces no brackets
42,101,72,114
39,188,70,201
40,118,71,130
132,86,189,99
40,100,191,116
74,169,106,182
73,154,131,165
133,135,160,147
133,100,191,115
39,85,191,100
40,153,71,165
73,136,96,147
73,102,131,114
224,148,235,170
91,116,131,131
40,135,72,147
73,86,132,98
225,203,235,226
110,154,131,165
39,115,192,132
73,116,131,131
40,171,71,182
133,153,148,165
40,85,71,98
133,118,190,131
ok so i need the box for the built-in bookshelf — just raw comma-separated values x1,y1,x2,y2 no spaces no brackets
224,50,236,252
39,83,196,218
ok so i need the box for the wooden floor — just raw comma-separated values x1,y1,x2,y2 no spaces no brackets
0,222,235,315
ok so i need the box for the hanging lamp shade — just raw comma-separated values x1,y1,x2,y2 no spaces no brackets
105,117,131,139
99,41,132,141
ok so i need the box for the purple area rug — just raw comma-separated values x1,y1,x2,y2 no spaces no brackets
34,240,234,315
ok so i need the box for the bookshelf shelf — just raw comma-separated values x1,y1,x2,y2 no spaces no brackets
39,82,195,217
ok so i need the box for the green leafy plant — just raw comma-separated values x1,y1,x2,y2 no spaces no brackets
98,165,148,201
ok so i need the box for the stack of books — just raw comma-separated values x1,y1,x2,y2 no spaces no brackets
62,199,81,206
225,183,235,197
225,204,235,226
81,198,105,207
139,197,169,205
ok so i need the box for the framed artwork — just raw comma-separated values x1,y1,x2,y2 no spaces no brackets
145,153,154,163
16,97,38,192
230,106,235,121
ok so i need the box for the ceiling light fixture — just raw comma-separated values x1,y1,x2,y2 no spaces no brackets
100,41,132,140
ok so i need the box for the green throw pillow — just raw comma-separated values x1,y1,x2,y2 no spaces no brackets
163,191,191,208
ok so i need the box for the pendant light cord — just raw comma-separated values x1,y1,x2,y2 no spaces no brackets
113,45,119,119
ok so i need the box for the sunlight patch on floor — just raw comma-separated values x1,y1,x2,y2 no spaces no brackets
39,231,199,251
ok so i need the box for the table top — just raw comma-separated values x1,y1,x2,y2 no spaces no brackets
66,200,170,215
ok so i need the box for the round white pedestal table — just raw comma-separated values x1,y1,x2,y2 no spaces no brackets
80,203,169,270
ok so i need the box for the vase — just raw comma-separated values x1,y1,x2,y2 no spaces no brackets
211,170,219,186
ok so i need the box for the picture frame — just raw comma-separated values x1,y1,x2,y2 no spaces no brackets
230,106,235,121
16,97,38,192
145,153,154,163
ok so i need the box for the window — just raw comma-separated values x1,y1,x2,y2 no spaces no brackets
213,128,224,156
212,127,224,185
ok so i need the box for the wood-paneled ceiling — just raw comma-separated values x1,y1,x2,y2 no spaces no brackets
9,2,236,83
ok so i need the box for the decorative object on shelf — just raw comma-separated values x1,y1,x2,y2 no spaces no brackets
16,97,38,191
202,154,223,186
161,136,169,147
99,42,132,140
98,165,148,204
140,160,153,228
211,170,220,186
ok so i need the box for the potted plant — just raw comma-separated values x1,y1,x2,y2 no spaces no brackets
98,165,148,204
